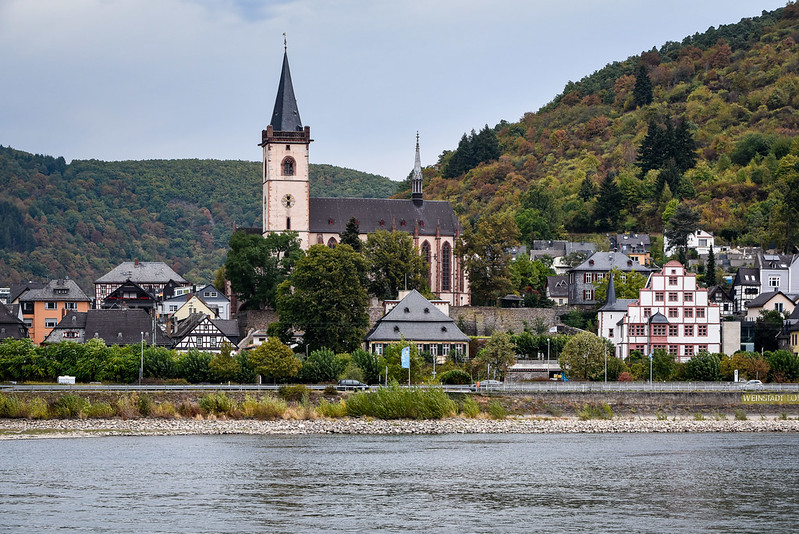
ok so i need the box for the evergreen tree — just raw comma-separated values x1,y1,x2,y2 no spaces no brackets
633,65,654,107
705,246,717,287
579,176,596,201
664,202,700,261
594,172,622,231
339,217,362,252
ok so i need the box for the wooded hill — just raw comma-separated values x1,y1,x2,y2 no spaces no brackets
0,149,398,289
398,4,799,255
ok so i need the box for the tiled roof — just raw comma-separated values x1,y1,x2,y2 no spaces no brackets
95,262,187,285
309,198,460,237
365,290,469,343
570,252,651,273
51,309,171,346
20,279,91,302
0,304,27,339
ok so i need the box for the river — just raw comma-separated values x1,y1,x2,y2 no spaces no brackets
2,433,797,532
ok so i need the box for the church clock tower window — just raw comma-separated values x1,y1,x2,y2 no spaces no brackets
282,157,295,176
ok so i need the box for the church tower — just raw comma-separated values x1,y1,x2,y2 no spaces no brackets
411,132,423,206
261,45,312,248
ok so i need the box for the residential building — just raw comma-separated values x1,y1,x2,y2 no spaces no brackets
171,313,239,353
732,267,760,314
44,309,171,346
612,233,652,266
256,49,468,306
545,276,569,306
101,280,157,313
744,291,797,321
364,290,469,361
94,260,188,309
603,261,721,361
708,285,735,317
19,279,92,345
0,304,28,340
664,229,716,256
756,251,796,294
567,251,652,307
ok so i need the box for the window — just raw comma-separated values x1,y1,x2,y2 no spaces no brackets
169,305,178,312
22,302,34,314
698,345,708,353
684,325,694,336
286,217,291,230
643,308,651,318
668,345,679,356
209,337,217,348
374,344,383,355
668,292,678,302
668,308,679,319
583,289,594,301
698,325,708,336
327,237,337,248
669,325,679,336
24,319,32,328
669,277,678,285
684,293,693,302
652,325,667,336
655,292,664,302
204,291,218,298
441,242,451,291
633,325,645,336
45,302,57,310
64,331,79,339
45,319,57,328
608,328,614,337
282,157,295,176
775,302,784,313
65,302,77,310
685,346,694,357
769,276,780,287
696,308,705,318
442,344,450,356
685,308,694,318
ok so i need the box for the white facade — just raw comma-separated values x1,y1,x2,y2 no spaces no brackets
664,229,715,256
605,261,721,361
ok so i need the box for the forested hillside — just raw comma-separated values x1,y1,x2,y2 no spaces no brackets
399,4,799,254
0,149,397,288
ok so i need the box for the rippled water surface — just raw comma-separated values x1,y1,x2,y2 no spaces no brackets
2,433,798,532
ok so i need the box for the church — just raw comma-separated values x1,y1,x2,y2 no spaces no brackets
260,49,469,306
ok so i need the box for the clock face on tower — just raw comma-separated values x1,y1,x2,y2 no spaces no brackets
281,194,295,208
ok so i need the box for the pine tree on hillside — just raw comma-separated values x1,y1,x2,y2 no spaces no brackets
633,65,654,107
594,172,622,231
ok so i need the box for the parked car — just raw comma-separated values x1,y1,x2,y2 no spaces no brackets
469,380,503,391
742,379,764,390
337,379,369,391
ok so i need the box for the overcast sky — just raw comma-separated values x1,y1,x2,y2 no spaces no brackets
0,0,788,182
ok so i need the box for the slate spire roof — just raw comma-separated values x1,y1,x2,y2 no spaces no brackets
270,50,303,132
412,132,423,203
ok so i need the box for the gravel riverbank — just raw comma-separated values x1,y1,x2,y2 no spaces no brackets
2,416,799,439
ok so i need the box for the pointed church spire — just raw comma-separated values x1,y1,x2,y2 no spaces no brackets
270,42,303,132
606,270,617,307
412,132,423,205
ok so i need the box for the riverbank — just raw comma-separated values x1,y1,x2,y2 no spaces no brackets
2,416,799,439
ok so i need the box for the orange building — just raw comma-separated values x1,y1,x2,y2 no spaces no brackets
19,279,91,345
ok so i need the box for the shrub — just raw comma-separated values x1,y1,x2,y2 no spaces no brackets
199,392,236,416
487,400,508,420
177,400,204,419
577,402,613,420
345,384,456,419
617,372,634,382
137,395,154,417
459,396,480,418
438,369,472,385
323,385,338,396
241,395,287,419
693,412,705,421
85,402,115,418
316,399,347,418
0,395,28,418
278,384,309,402
116,394,141,419
152,402,177,419
51,394,88,418
734,409,747,421
28,397,50,419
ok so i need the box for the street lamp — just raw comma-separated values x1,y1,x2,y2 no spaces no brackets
604,342,607,384
546,337,550,380
139,331,144,385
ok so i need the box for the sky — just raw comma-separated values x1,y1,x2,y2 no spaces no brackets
0,0,789,182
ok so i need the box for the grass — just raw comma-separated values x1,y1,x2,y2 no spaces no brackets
345,384,456,420
577,403,613,420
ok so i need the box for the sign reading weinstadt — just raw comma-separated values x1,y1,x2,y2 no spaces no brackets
742,393,799,404
401,347,410,369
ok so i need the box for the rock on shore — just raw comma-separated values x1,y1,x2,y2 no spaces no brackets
2,416,799,439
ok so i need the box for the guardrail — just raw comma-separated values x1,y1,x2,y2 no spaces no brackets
2,382,795,394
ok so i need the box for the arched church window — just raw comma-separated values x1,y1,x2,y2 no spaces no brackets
327,237,337,248
441,242,451,291
282,157,296,176
421,241,431,286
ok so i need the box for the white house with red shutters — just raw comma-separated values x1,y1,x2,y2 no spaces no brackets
599,261,721,361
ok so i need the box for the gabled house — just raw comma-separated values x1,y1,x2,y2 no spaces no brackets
567,251,652,307
101,280,157,313
545,275,569,306
364,289,469,361
44,309,172,346
159,285,230,321
95,260,188,309
664,229,716,256
0,304,28,340
744,290,797,321
166,295,218,333
613,233,652,267
171,313,239,353
756,251,796,294
732,267,760,314
708,285,735,317
19,279,92,345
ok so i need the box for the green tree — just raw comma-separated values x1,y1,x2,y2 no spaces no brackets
276,244,369,353
559,332,607,381
144,346,177,380
682,351,722,381
247,338,302,383
766,350,799,383
664,202,700,260
458,212,521,306
351,348,385,385
755,310,785,353
339,217,363,252
633,64,653,107
209,342,240,382
363,230,429,300
594,172,622,231
177,349,213,383
704,246,717,287
299,348,346,383
473,331,517,380
593,268,648,303
225,230,303,310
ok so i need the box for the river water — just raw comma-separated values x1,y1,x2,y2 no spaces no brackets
1,433,797,533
